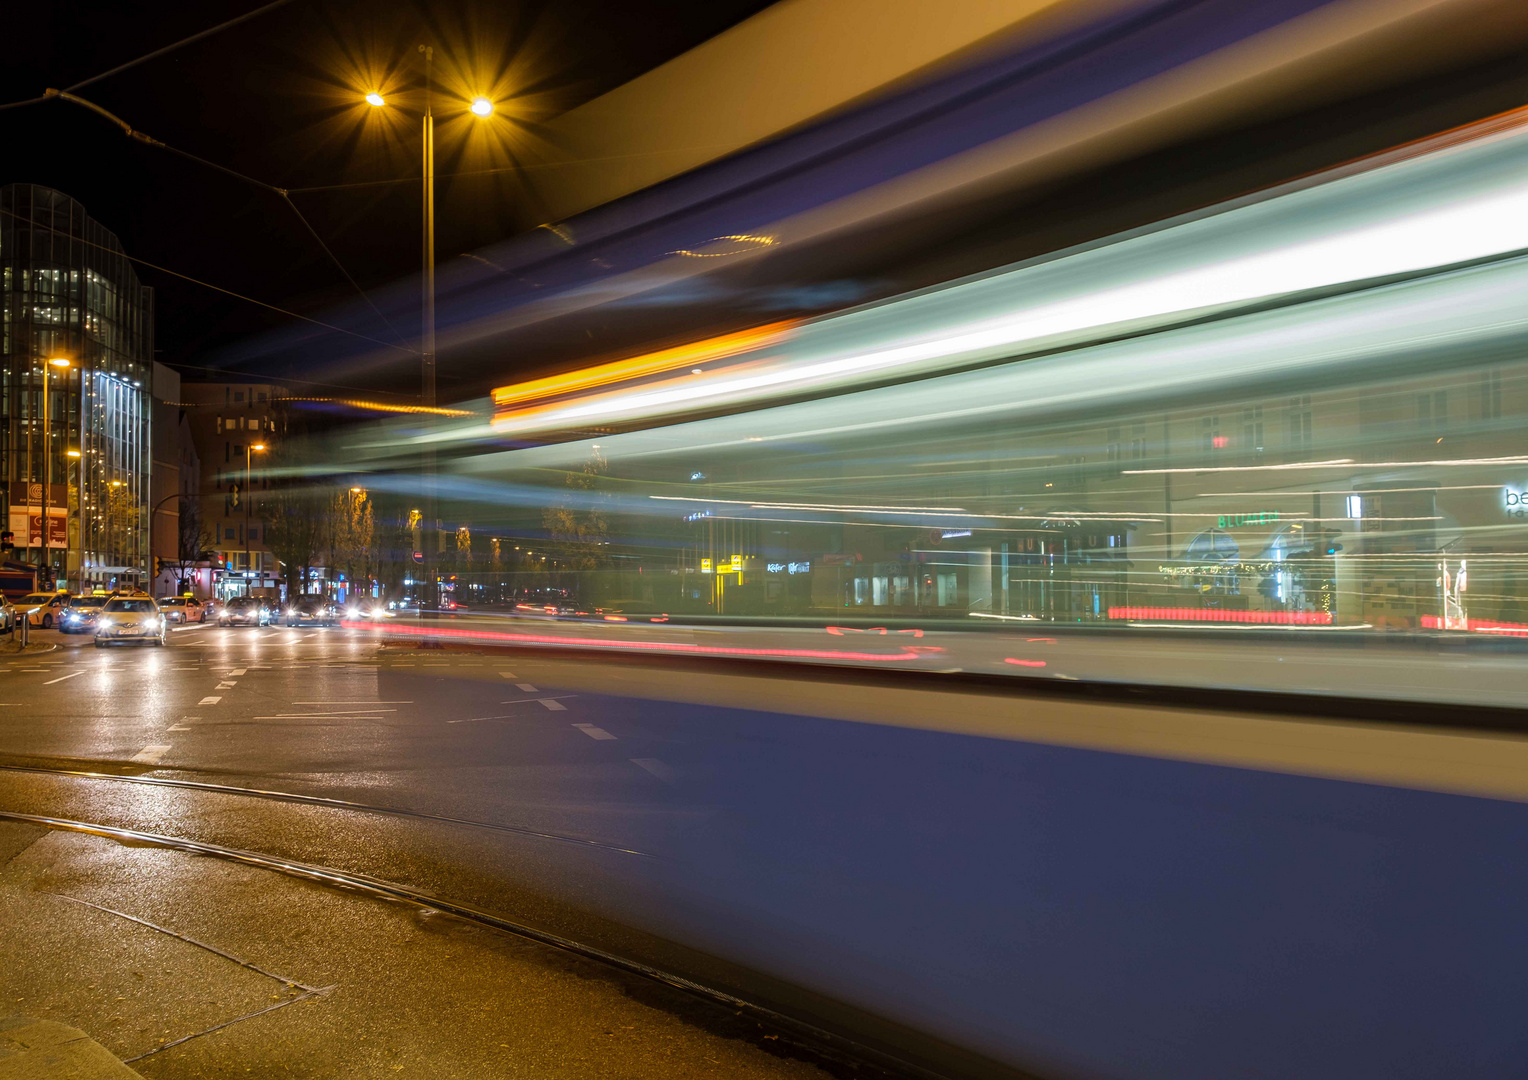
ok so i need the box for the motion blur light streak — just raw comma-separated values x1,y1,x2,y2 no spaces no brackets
345,619,942,662
491,320,799,415
477,114,1528,437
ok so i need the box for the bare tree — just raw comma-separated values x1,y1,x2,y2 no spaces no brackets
166,496,216,592
328,488,374,599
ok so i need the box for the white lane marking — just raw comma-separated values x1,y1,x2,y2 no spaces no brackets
631,758,676,783
572,722,614,738
43,671,84,684
499,695,577,705
539,699,567,712
216,681,237,689
228,668,247,677
252,710,397,718
497,671,517,679
199,696,221,705
168,724,193,731
392,663,417,667
130,745,171,764
515,683,538,693
290,700,413,705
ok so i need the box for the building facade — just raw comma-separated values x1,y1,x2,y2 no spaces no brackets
1,184,153,592
149,362,208,599
179,380,286,600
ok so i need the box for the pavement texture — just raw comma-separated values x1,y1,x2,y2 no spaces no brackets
0,1015,143,1079
0,820,834,1078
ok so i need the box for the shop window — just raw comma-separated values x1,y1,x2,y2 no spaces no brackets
852,577,869,605
1417,390,1447,433
1479,370,1502,420
1241,405,1264,461
937,573,958,607
1287,395,1313,451
872,576,889,606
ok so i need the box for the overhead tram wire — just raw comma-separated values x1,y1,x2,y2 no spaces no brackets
0,205,414,357
0,0,296,109
37,90,414,354
62,0,297,93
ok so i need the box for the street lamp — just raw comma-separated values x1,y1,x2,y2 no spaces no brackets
244,443,267,596
41,358,70,585
366,55,494,609
65,448,80,593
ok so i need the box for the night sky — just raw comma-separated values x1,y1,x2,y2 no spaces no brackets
1,0,772,388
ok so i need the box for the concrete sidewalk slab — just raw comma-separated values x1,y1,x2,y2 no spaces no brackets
0,1017,143,1078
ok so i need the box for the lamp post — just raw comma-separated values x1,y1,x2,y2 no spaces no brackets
366,66,494,610
244,442,266,597
65,448,80,592
41,358,70,584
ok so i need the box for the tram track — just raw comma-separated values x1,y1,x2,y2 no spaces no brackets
0,761,655,857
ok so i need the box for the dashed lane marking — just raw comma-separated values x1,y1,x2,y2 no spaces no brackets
515,683,538,693
497,671,517,679
631,758,676,783
290,700,414,705
228,668,247,676
539,699,567,711
42,671,83,685
199,696,221,705
216,681,237,689
130,745,171,764
572,722,614,738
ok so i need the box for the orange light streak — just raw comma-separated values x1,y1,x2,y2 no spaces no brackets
491,320,798,414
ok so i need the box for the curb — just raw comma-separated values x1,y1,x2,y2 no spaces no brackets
0,642,58,655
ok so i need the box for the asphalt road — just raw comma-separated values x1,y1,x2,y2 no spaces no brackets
0,622,909,1079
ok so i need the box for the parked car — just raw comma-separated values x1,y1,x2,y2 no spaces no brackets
157,596,203,624
218,597,267,626
94,594,166,647
285,595,338,626
17,592,68,629
0,595,16,633
61,595,109,635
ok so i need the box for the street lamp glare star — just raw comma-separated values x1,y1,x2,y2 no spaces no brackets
48,357,71,368
470,97,493,117
365,92,385,107
251,443,266,452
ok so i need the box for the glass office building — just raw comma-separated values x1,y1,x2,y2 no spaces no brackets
1,184,153,591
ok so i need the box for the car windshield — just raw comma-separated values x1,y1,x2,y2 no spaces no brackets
228,599,255,610
297,598,324,610
68,599,105,609
20,594,55,605
103,599,155,613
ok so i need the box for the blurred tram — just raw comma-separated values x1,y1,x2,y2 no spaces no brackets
462,106,1528,635
320,102,1528,1080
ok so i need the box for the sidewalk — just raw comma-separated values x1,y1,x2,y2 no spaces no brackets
0,821,833,1079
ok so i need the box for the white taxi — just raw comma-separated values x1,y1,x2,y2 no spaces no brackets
94,594,167,647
